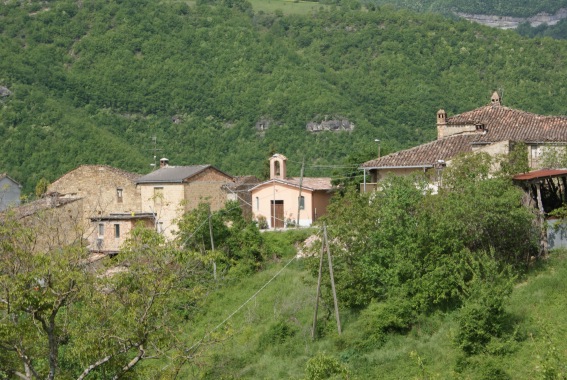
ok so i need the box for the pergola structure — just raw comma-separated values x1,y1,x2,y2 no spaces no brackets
513,169,567,255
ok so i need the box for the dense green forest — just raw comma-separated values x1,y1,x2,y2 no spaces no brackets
3,0,567,193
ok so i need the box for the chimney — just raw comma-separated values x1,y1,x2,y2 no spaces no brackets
436,109,447,140
490,91,501,107
160,158,169,168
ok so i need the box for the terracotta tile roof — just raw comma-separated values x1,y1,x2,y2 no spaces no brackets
362,103,567,169
250,177,333,192
449,105,567,143
361,135,476,168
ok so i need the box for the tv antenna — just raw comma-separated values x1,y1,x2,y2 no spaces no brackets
149,136,163,171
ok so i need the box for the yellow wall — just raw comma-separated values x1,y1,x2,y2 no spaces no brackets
140,183,185,239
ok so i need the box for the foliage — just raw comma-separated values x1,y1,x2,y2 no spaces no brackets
4,0,567,194
258,319,298,349
304,353,349,380
34,177,49,198
176,201,265,275
0,214,211,378
313,154,536,327
499,142,530,176
455,251,516,355
363,0,567,17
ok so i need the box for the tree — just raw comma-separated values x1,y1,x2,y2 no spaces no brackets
0,212,211,379
35,178,49,198
313,153,537,314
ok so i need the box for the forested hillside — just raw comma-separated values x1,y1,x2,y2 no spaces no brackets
3,0,567,193
361,0,567,17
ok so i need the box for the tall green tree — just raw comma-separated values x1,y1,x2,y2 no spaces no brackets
0,214,211,379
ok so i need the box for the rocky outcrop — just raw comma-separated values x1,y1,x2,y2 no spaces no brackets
0,86,12,97
306,119,354,132
456,8,567,29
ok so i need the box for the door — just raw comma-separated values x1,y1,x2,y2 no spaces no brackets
271,200,284,228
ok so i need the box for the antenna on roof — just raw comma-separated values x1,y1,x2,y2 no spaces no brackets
149,136,163,171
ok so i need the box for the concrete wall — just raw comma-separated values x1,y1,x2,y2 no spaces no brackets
548,219,567,250
0,177,20,211
312,190,332,222
252,182,317,228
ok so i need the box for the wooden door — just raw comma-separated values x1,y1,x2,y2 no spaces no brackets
271,200,284,228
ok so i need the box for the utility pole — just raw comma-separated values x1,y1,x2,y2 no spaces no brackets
296,158,305,228
324,223,341,335
311,223,342,339
149,136,162,171
208,204,217,280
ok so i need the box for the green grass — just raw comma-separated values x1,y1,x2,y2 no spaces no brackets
169,245,567,379
248,0,329,15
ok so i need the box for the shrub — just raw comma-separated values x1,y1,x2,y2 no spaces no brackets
304,353,349,380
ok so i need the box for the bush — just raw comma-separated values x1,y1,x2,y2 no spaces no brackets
258,319,298,349
304,353,349,380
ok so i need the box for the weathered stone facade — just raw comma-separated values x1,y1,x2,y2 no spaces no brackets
47,165,142,251
138,166,234,239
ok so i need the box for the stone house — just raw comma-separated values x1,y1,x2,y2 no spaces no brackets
47,165,146,253
5,193,84,253
0,173,21,211
224,175,261,220
360,92,567,191
250,154,333,228
135,158,234,239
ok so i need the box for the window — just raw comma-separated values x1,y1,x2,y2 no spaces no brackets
154,187,164,205
98,223,104,236
157,222,164,234
256,196,259,211
114,224,120,239
116,188,123,203
299,196,305,210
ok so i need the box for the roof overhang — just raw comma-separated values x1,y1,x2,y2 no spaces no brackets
359,165,434,170
90,212,156,222
249,179,330,192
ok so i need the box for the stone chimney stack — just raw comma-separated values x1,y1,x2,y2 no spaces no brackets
269,154,287,180
490,91,502,107
436,109,447,140
160,158,169,168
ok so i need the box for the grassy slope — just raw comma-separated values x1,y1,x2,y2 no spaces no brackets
175,234,567,379
248,0,329,15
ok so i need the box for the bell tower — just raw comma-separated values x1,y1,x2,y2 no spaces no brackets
269,154,287,180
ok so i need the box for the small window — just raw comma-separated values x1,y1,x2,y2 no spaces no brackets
299,196,305,210
154,187,164,205
117,188,123,203
114,224,120,239
256,196,259,211
98,223,104,236
157,222,164,234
